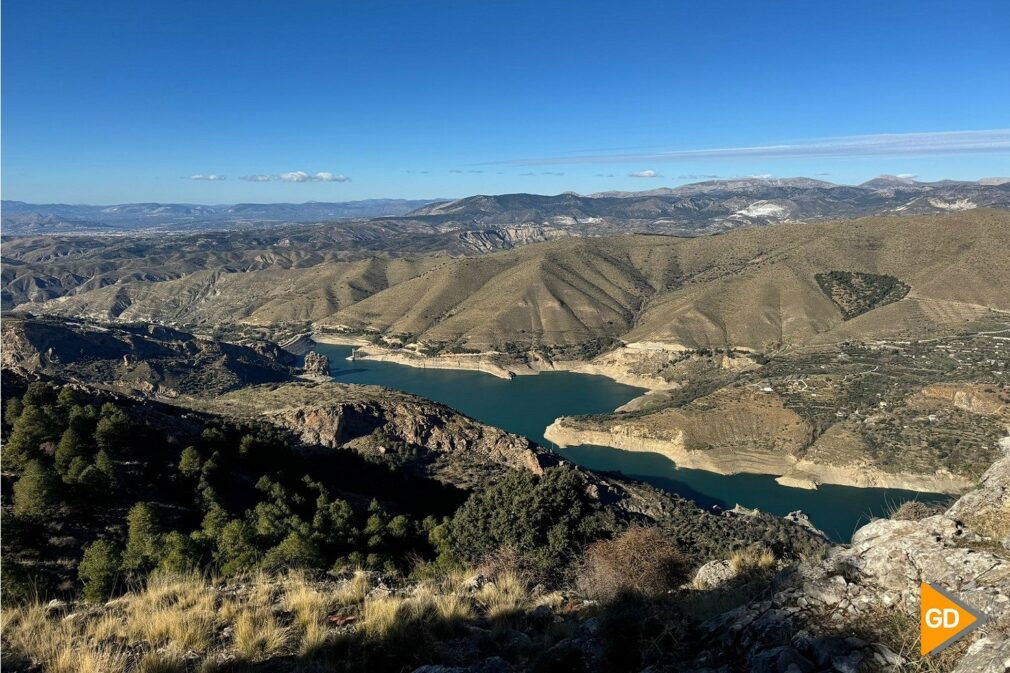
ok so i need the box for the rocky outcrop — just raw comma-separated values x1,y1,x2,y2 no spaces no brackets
1,315,295,396
684,445,1010,672
921,384,1009,419
208,382,556,490
302,351,330,377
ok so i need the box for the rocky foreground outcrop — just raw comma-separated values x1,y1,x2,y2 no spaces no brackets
683,441,1010,672
205,381,556,489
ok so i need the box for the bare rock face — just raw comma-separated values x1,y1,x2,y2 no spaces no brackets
954,637,1010,673
1,316,295,396
833,450,1010,623
302,351,330,377
683,445,1010,672
243,386,557,491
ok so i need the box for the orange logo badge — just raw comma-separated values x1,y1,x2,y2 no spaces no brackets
920,582,987,656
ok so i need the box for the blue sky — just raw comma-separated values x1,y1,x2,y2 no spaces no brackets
2,0,1009,204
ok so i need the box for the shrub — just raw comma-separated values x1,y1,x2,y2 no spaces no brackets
436,465,608,581
94,405,134,456
23,382,56,407
178,446,203,478
158,532,201,573
56,386,84,408
1,557,39,604
55,425,89,473
5,396,24,426
94,450,119,487
889,500,946,521
79,539,121,602
576,526,691,601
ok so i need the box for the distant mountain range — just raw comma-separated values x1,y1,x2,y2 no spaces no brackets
0,198,438,234
3,176,1009,236
398,176,1010,235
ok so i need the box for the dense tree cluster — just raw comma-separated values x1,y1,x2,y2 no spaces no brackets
433,467,613,581
1,380,625,602
0,382,444,601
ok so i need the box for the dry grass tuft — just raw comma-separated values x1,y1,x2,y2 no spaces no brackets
333,569,371,606
283,571,335,653
845,605,973,673
964,506,1010,543
729,545,777,574
233,607,290,660
432,591,475,622
125,572,218,651
2,604,129,673
361,594,408,639
476,569,527,619
136,647,188,673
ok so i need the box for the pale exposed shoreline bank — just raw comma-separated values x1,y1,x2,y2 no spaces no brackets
311,333,665,386
543,419,973,495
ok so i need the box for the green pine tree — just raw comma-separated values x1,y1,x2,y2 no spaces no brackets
79,539,120,602
121,503,160,576
13,460,62,519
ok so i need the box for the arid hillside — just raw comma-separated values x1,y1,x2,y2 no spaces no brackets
324,210,1010,351
26,257,444,328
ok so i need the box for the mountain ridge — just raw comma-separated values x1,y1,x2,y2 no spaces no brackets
6,175,1009,236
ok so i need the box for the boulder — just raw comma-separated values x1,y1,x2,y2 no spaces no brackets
692,560,739,590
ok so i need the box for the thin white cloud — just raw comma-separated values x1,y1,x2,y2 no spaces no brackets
188,174,227,181
278,171,350,183
896,173,919,179
629,169,661,178
237,171,351,183
312,172,351,182
482,129,1010,166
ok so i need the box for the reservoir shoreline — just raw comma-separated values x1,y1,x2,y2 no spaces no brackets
312,333,673,388
543,419,972,495
312,341,953,540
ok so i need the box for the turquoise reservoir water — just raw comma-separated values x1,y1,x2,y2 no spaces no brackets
316,344,948,541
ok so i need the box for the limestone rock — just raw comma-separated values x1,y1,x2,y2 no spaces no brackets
303,350,331,377
693,560,739,590
952,636,1010,673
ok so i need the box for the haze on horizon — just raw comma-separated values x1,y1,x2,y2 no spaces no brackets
2,0,1009,205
